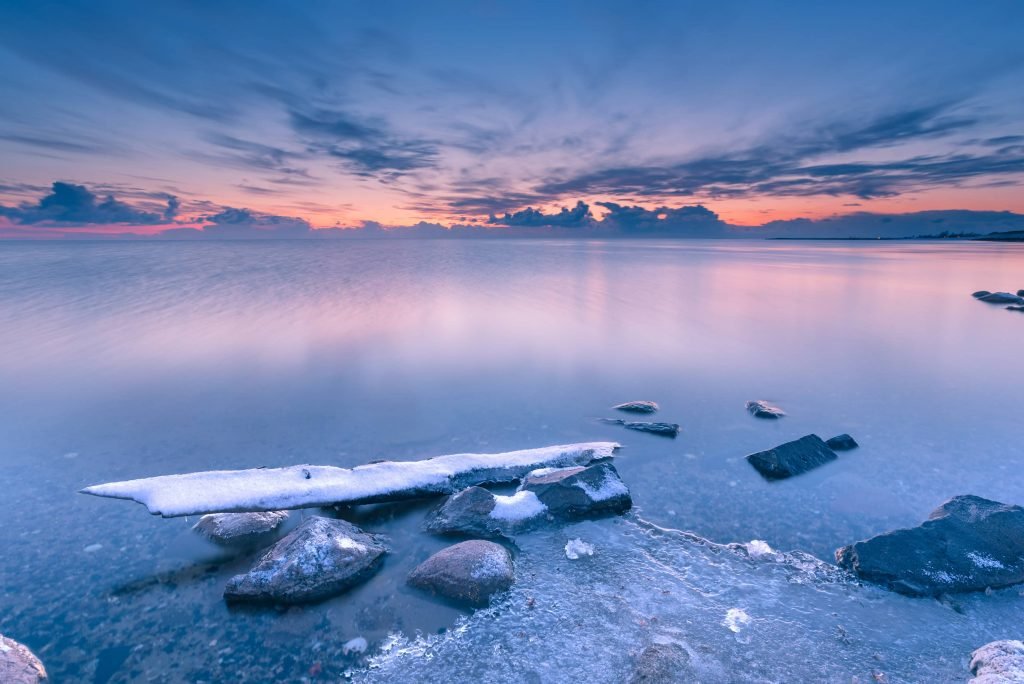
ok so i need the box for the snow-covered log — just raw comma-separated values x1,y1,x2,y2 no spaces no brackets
80,442,620,517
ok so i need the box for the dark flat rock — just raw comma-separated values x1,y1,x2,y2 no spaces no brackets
746,434,837,480
0,634,48,684
825,434,858,451
1018,289,1024,297
408,540,514,606
1008,305,1024,312
224,516,387,604
612,400,659,414
745,400,785,419
193,511,289,548
972,290,992,298
978,292,1024,304
835,495,1024,596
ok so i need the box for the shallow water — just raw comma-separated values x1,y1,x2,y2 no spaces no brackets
0,239,1022,682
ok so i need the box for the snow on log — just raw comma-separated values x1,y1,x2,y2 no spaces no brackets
79,442,620,517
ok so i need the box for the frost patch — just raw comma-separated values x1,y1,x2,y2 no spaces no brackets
745,540,774,558
575,472,630,502
565,538,595,560
490,491,547,522
967,552,1005,569
723,608,751,633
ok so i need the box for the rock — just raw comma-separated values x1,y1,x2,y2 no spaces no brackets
193,511,289,547
825,434,858,451
424,463,632,537
628,642,692,683
1008,305,1024,312
972,290,993,298
746,434,837,480
970,640,1024,682
224,516,387,604
0,634,48,683
745,400,785,419
521,461,632,517
835,495,1024,596
602,419,679,437
612,400,659,414
407,540,514,606
978,292,1024,304
1018,289,1024,297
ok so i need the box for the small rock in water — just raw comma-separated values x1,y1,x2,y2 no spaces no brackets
835,495,1024,596
745,400,785,419
612,400,659,414
407,540,514,607
977,292,1024,304
342,637,368,656
825,433,859,451
628,642,692,683
601,418,679,437
1007,305,1024,312
0,634,48,683
972,290,993,298
224,516,387,604
746,434,837,480
564,538,595,559
193,511,289,548
1018,289,1024,297
970,640,1024,682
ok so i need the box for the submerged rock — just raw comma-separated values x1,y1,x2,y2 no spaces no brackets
835,495,1024,596
1008,305,1024,312
977,292,1024,304
825,434,859,451
407,540,514,606
970,640,1024,682
193,511,289,547
745,400,785,419
629,642,693,683
0,634,48,683
972,290,992,298
424,463,632,537
746,434,837,480
602,418,679,437
224,516,387,604
612,400,659,414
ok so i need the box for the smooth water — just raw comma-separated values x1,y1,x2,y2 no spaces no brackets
1,239,1022,682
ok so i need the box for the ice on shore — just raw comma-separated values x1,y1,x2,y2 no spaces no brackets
564,538,595,559
80,442,619,517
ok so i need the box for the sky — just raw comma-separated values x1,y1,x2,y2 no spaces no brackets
1,0,1023,238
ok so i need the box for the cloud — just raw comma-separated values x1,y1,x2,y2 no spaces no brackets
0,181,176,225
597,202,727,235
488,200,592,227
159,207,312,239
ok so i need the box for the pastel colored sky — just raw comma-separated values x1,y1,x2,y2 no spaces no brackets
1,0,1023,236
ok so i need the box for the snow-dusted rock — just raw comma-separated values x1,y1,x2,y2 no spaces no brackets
825,433,858,451
0,634,48,683
628,642,692,683
407,540,514,606
970,640,1024,682
612,400,659,414
746,400,785,419
81,441,619,517
746,434,837,480
224,516,386,604
193,511,289,547
836,495,1024,596
423,463,632,537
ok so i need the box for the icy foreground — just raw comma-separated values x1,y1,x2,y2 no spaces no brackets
80,442,619,517
358,516,1024,683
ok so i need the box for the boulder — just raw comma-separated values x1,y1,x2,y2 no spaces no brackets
629,642,692,683
745,400,785,419
978,292,1024,304
407,540,514,606
1008,305,1024,312
1018,290,1024,297
971,640,1024,682
224,516,387,604
193,511,289,547
825,434,858,451
972,290,992,298
0,634,48,683
746,434,837,480
424,463,632,537
835,495,1024,596
613,401,659,414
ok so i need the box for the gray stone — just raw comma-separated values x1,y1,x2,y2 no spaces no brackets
745,400,785,419
613,401,659,414
0,635,48,683
746,434,837,480
224,516,386,604
521,462,632,517
629,642,692,684
835,495,1024,596
971,640,1024,682
407,540,514,606
972,290,993,298
423,486,506,538
193,511,289,547
978,292,1024,304
602,418,679,437
825,434,858,451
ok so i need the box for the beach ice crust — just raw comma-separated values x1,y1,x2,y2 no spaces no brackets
80,442,619,517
